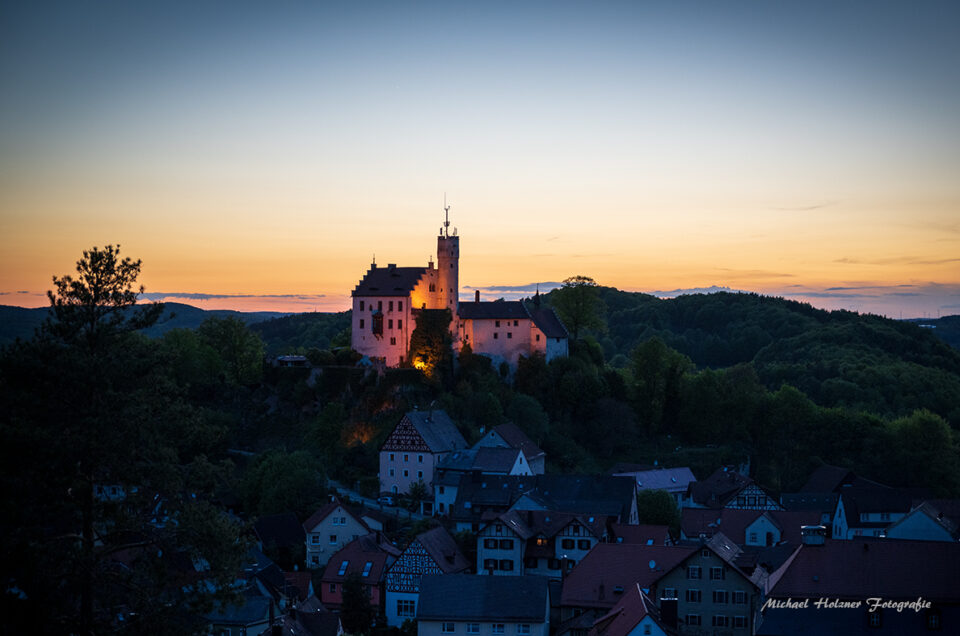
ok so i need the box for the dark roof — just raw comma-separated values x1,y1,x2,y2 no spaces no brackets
447,474,538,521
321,534,400,584
681,509,821,545
254,512,306,549
779,492,837,513
458,300,530,320
561,544,696,608
528,307,569,339
352,264,427,297
614,467,696,492
769,540,960,602
490,423,545,461
609,524,672,546
418,574,549,621
800,465,857,493
283,571,313,602
285,596,342,636
437,447,522,474
416,526,471,574
519,475,637,520
405,410,468,453
492,510,610,541
206,590,272,626
588,584,673,636
838,485,913,528
303,499,368,534
688,467,754,508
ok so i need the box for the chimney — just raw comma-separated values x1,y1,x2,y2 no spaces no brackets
475,290,480,302
801,525,826,546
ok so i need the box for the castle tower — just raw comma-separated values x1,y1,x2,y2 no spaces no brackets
437,202,459,319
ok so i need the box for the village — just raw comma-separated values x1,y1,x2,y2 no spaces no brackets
206,218,960,636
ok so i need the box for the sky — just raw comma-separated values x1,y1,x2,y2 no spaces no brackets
1,1,958,318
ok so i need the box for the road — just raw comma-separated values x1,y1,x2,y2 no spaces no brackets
327,479,429,522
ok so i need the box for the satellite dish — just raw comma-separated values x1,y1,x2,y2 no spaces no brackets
648,560,656,570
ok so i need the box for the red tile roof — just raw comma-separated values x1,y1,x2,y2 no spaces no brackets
320,534,400,584
588,584,669,636
561,544,696,609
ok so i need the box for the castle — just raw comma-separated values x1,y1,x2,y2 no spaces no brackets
350,208,568,369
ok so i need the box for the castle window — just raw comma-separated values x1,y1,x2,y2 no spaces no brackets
360,301,365,311
513,320,518,326
388,319,393,329
493,333,499,339
359,319,365,329
389,301,394,311
372,313,383,335
536,334,540,341
398,301,403,311
390,337,397,345
495,320,500,327
378,301,382,311
429,284,436,292
507,332,512,339
398,319,402,329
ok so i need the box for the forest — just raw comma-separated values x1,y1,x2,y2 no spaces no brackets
1,248,959,632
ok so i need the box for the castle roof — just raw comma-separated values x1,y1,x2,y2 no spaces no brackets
528,307,569,338
458,300,529,320
352,264,427,297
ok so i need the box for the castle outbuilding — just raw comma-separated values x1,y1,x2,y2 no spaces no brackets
350,207,568,368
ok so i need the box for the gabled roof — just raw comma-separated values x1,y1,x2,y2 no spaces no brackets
491,509,609,542
404,410,468,453
779,492,837,514
206,588,272,625
528,307,569,339
416,526,471,574
321,534,400,584
884,501,960,539
352,264,427,297
561,543,697,608
302,499,368,534
438,447,523,474
609,524,672,546
588,584,671,636
688,467,754,508
769,540,960,602
254,512,306,549
488,422,545,461
458,300,530,320
517,475,637,520
418,574,549,621
613,467,696,492
681,509,822,545
799,465,857,493
837,484,913,528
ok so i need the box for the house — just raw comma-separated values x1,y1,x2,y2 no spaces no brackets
560,543,697,623
457,293,569,369
882,500,960,542
611,467,696,508
510,475,639,525
831,484,913,539
758,537,960,635
283,595,344,636
608,524,672,547
319,533,400,611
384,526,471,626
680,509,822,547
303,499,370,568
587,583,677,636
205,588,273,636
438,447,534,479
379,409,468,504
416,574,551,636
477,510,610,578
350,209,568,369
442,474,538,532
648,534,763,635
778,492,838,526
473,422,547,475
687,467,782,511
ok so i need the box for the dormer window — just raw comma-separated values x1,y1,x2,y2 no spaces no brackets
338,560,349,576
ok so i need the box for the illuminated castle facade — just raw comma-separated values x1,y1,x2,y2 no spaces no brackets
350,209,568,368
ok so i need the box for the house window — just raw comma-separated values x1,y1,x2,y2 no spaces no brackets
747,496,756,505
378,301,383,311
418,454,424,463
881,512,891,521
737,496,746,506
572,526,580,536
733,591,747,605
484,559,498,571
524,557,538,569
389,468,395,476
312,535,320,544
404,454,409,462
686,615,701,626
499,559,514,571
397,599,416,617
661,588,677,599
312,556,319,565
360,319,365,329
362,561,373,577
429,284,436,292
643,626,651,636
536,537,548,547
686,589,701,603
701,549,710,558
548,558,560,570
398,319,403,329
360,301,365,311
403,470,409,477
687,566,702,579
390,453,395,461
337,560,348,575
500,539,514,550
749,532,758,543
517,625,530,635
390,336,397,345
495,525,503,535
495,320,501,327
712,616,729,627
710,567,725,580
442,623,455,633
417,470,423,479
439,486,445,494
577,539,590,550
713,590,729,604
492,625,504,634
494,333,499,339
330,535,338,545
507,332,512,339
927,612,940,629
869,611,882,628
329,583,337,593
466,625,479,635
734,616,747,628
562,539,575,549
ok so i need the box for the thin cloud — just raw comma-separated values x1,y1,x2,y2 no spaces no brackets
463,282,562,294
773,201,835,212
141,292,326,301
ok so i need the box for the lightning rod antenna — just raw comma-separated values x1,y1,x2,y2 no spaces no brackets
443,193,451,238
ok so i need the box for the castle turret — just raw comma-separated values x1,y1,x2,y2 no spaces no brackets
437,203,459,319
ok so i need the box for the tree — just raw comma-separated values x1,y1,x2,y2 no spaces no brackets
551,275,605,341
407,479,429,513
340,572,375,634
0,246,246,633
198,316,265,385
407,308,453,384
636,489,681,536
